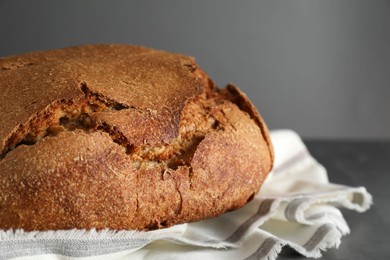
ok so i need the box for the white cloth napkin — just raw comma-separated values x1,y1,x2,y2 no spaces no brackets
0,130,372,260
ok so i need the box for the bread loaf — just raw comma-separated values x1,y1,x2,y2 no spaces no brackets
0,45,274,231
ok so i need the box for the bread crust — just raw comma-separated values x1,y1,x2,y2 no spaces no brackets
0,45,273,231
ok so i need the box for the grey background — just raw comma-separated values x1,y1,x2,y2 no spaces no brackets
0,0,389,139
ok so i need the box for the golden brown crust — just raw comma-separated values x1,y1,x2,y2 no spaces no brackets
0,44,273,231
220,84,275,171
0,45,203,154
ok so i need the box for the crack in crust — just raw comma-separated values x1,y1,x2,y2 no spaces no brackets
79,82,131,111
220,84,274,171
0,83,132,159
0,62,35,71
0,82,227,176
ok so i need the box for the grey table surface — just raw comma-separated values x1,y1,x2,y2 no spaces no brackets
279,140,390,260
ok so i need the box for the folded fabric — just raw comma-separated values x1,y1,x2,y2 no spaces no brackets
1,130,372,260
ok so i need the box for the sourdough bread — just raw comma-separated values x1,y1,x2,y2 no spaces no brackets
0,45,273,231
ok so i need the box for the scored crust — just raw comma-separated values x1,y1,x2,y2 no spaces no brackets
0,44,273,231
